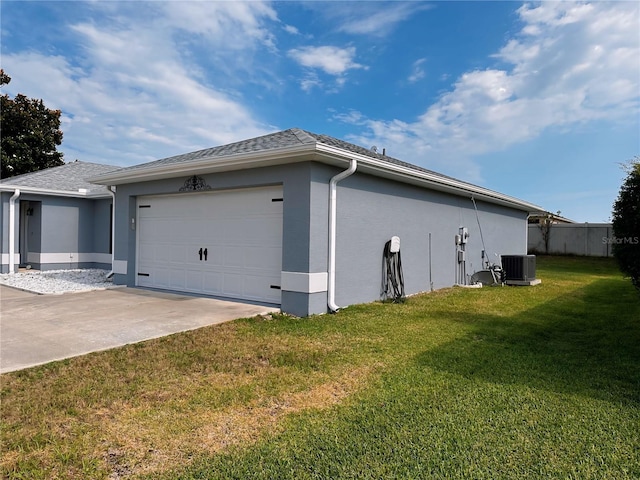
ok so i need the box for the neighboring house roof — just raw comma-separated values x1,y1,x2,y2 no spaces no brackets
528,212,577,224
0,161,118,198
91,128,545,213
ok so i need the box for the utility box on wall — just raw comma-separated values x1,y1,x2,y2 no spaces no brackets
501,255,540,285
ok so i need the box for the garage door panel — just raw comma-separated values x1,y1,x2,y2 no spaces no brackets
222,273,244,298
205,250,223,266
151,269,171,288
186,271,203,291
183,245,203,266
168,246,186,265
154,219,180,241
137,186,283,304
244,276,277,301
244,246,282,269
138,218,155,239
138,244,154,263
201,222,223,241
170,270,186,289
223,246,245,268
202,272,222,292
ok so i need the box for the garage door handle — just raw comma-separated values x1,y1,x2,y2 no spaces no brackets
198,248,203,261
203,248,208,261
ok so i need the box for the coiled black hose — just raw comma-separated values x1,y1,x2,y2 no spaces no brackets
381,240,405,302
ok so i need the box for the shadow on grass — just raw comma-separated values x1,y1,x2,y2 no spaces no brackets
416,278,640,405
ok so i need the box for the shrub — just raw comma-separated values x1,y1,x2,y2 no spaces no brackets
612,159,640,292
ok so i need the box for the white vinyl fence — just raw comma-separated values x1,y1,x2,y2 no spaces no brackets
528,223,620,257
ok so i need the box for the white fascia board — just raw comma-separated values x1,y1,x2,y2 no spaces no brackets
314,144,544,213
90,144,317,185
0,185,111,199
88,139,542,212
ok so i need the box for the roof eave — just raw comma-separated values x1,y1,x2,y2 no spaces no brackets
0,185,111,199
313,144,545,213
89,141,543,213
89,144,319,185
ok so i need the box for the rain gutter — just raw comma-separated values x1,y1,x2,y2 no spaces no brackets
327,159,357,313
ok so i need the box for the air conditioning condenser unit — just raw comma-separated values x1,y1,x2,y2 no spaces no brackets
501,255,541,286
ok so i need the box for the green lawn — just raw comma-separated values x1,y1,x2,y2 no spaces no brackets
2,256,639,479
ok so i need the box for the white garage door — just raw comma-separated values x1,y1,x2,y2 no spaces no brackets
136,185,283,304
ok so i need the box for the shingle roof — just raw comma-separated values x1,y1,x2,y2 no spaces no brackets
105,127,459,182
88,128,542,212
0,161,118,195
109,128,316,173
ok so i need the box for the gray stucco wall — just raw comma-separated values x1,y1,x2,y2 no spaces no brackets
321,168,527,307
93,198,113,255
111,161,529,316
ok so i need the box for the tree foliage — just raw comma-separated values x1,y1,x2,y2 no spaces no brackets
0,70,64,179
612,158,640,292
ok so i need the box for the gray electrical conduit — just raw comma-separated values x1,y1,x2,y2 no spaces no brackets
327,159,357,313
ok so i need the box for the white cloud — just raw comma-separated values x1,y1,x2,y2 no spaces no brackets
1,2,278,166
337,2,428,37
160,1,278,50
408,58,426,84
288,45,365,76
287,45,367,91
283,24,300,35
338,1,639,179
298,2,427,38
300,73,322,93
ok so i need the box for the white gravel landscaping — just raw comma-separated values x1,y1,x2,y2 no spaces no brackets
0,269,116,294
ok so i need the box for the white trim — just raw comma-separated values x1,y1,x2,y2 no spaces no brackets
0,185,110,199
23,252,112,264
89,141,544,213
315,143,543,212
281,272,328,293
1,253,21,265
90,144,315,185
9,189,20,273
112,260,128,275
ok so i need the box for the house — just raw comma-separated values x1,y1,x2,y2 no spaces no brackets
92,128,543,317
0,161,117,273
528,212,576,224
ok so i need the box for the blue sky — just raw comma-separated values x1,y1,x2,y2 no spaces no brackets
1,1,638,222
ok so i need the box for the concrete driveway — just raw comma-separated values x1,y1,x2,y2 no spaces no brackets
0,285,279,373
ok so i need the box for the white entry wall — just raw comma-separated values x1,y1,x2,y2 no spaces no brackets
136,185,283,304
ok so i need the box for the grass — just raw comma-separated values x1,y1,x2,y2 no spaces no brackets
1,256,639,479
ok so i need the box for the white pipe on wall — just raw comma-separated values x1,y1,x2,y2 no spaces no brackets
327,159,357,313
8,189,20,274
106,186,116,279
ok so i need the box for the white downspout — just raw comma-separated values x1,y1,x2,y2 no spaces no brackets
8,189,20,274
327,159,357,313
106,186,116,279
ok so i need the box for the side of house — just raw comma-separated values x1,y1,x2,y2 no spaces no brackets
0,161,116,273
